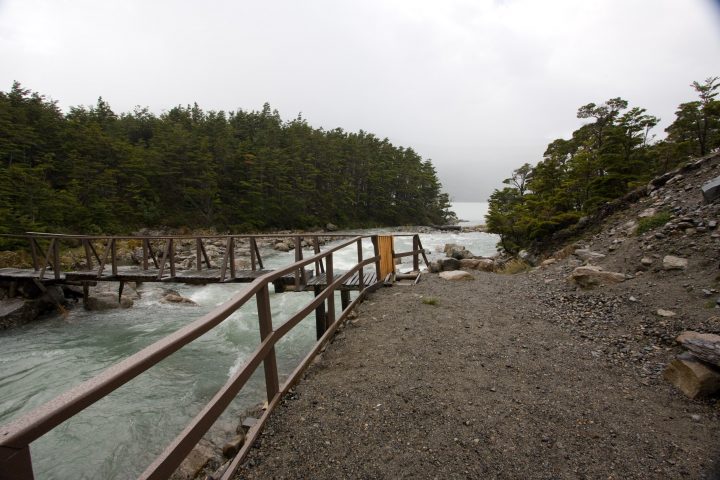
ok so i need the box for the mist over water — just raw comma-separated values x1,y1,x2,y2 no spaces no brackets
0,230,499,479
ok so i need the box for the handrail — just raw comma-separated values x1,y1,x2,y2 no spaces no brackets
0,233,430,480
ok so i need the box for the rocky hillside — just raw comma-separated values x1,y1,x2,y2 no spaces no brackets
522,152,720,396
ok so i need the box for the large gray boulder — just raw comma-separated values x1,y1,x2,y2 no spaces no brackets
573,249,606,262
439,270,474,281
701,175,720,203
0,299,41,329
85,293,133,311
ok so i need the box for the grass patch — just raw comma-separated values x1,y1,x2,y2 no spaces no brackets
497,258,531,275
422,297,439,306
636,211,672,235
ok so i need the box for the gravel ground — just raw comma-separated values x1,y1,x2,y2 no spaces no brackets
235,270,720,479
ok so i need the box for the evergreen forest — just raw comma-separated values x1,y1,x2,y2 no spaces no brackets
487,77,720,253
0,82,452,235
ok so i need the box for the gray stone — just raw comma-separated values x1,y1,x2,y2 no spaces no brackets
163,293,197,305
663,255,688,270
638,208,657,218
475,259,495,272
701,175,720,203
657,309,677,317
325,223,338,231
640,257,654,267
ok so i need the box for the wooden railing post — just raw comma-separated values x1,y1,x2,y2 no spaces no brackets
371,235,381,281
52,238,60,280
39,239,54,280
142,239,149,270
195,238,202,271
313,235,324,274
357,238,364,291
294,236,306,289
83,240,93,271
29,238,39,272
412,235,419,272
229,237,236,280
110,239,118,277
168,239,176,278
256,285,279,401
326,253,335,326
249,237,257,271
0,445,34,480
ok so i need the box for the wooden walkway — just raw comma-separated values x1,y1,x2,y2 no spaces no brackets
0,267,377,291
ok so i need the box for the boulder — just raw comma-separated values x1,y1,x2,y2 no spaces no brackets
701,175,720,203
459,259,481,269
428,261,441,273
443,243,474,259
439,258,461,271
439,270,474,281
638,208,657,218
0,298,41,329
85,294,133,311
325,223,338,232
573,249,606,262
662,255,688,270
163,294,197,305
273,242,290,252
475,259,495,272
541,258,557,267
663,352,720,399
568,265,626,289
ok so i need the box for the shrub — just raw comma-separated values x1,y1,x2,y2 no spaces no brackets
636,211,671,235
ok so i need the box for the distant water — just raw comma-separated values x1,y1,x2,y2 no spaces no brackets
451,201,489,226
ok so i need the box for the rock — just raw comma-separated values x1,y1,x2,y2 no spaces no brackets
459,259,480,269
222,432,246,458
568,265,626,289
677,331,720,368
656,309,677,317
443,244,474,259
573,249,606,262
440,258,461,271
663,352,720,399
85,294,133,311
0,298,41,329
162,290,197,305
274,242,290,252
701,175,720,203
172,439,218,480
428,261,441,273
662,255,688,270
638,208,657,218
439,271,474,281
640,257,654,267
541,258,556,266
325,223,338,232
475,259,495,272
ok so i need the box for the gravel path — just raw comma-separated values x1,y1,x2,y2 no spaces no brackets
236,271,720,479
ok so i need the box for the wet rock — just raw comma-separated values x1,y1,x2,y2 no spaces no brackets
439,271,474,281
274,241,291,252
162,289,197,305
0,298,41,329
85,293,133,311
662,255,688,270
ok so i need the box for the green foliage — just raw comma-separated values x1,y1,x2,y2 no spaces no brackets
636,211,672,235
496,258,530,275
486,77,719,253
0,84,453,234
421,297,439,306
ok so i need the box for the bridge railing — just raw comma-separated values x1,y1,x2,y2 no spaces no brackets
0,233,429,480
0,232,375,283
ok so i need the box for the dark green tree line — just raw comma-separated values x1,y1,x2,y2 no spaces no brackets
487,77,720,253
0,82,452,235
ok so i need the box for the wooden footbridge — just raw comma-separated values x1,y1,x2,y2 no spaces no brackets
0,232,429,480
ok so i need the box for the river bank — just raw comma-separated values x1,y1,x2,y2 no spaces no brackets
236,269,720,479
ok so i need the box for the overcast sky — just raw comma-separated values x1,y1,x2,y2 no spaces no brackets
1,0,719,201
